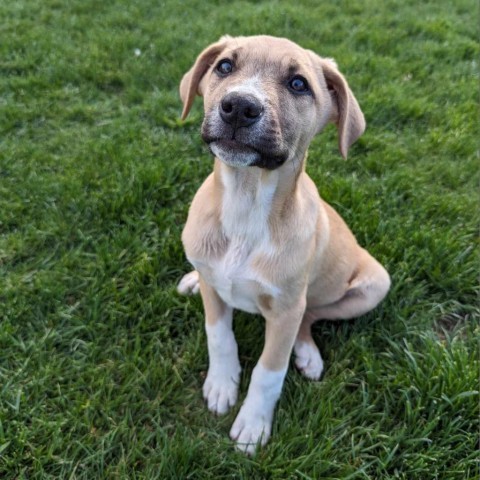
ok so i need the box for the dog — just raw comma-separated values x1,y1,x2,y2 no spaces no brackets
176,35,390,454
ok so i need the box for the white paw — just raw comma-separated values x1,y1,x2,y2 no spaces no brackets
229,363,285,455
203,364,240,415
177,271,200,295
230,403,273,455
294,340,324,380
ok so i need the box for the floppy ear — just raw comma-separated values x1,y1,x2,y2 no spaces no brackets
321,58,366,159
179,38,229,120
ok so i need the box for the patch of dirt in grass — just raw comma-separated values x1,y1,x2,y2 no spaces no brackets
434,312,472,341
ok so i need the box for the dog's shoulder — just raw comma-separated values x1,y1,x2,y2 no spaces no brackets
182,173,228,261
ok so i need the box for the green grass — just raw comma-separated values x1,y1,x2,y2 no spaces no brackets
0,0,478,478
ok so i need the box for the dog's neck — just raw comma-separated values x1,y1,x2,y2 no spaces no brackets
213,156,305,241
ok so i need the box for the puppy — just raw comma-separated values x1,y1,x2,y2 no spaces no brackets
177,35,390,454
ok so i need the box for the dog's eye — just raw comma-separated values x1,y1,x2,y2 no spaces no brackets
288,75,309,94
216,59,234,76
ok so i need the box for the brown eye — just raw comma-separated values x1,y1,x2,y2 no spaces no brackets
288,75,309,94
216,59,233,76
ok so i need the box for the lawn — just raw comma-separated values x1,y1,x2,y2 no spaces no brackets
0,0,478,478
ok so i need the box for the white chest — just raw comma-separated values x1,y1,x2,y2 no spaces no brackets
196,238,279,314
191,167,281,313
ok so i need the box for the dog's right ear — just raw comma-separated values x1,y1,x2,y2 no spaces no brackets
179,37,230,120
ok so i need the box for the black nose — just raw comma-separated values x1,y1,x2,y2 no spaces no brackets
219,93,264,128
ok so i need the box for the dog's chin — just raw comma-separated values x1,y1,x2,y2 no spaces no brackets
208,140,288,170
209,140,261,168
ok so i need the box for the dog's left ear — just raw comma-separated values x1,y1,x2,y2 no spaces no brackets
310,54,366,159
179,37,230,120
322,58,365,158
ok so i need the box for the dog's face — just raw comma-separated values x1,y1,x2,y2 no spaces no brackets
200,37,331,170
180,36,365,169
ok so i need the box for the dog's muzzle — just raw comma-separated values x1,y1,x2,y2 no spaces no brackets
219,93,264,129
202,93,288,170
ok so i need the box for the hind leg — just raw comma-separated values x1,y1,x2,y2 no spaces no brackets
177,270,200,295
308,254,390,321
295,253,390,380
294,311,324,380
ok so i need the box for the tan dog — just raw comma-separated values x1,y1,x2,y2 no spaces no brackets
177,35,390,454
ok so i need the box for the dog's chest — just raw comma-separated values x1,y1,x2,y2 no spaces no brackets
205,238,276,313
194,170,280,313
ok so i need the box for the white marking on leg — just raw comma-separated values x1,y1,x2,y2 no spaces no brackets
294,339,324,380
203,313,241,415
230,362,286,455
177,271,200,295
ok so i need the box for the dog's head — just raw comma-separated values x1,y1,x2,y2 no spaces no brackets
180,35,365,169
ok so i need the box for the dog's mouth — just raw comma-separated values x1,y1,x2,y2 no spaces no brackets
205,138,288,170
209,138,258,164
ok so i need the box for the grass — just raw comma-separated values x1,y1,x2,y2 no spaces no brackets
0,0,478,478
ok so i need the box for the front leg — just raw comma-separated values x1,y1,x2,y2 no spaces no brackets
230,294,306,454
199,275,241,415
